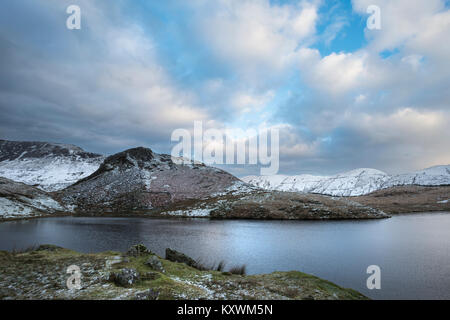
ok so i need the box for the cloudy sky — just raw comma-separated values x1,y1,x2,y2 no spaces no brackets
0,0,449,176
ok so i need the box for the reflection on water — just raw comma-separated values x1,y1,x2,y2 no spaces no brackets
1,212,450,299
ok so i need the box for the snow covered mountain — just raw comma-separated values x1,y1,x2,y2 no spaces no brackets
385,165,450,187
0,140,104,191
242,166,450,197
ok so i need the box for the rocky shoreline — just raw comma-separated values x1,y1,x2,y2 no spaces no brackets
0,244,367,300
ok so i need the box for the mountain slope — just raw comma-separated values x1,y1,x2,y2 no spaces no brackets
57,147,242,212
352,185,450,214
0,140,104,191
0,177,66,219
242,166,450,197
384,165,450,187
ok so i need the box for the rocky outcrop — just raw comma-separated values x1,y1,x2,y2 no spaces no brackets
127,244,152,257
0,177,66,219
0,140,104,191
57,147,241,212
109,268,140,287
165,248,199,268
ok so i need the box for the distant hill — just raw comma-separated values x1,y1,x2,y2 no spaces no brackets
242,166,450,197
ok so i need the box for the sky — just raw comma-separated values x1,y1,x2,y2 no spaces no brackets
0,0,449,176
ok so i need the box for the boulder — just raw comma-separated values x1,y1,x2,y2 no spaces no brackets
109,268,140,287
134,289,159,300
126,244,151,257
145,255,165,273
165,248,198,268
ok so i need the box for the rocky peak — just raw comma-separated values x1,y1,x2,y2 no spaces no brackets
101,147,155,170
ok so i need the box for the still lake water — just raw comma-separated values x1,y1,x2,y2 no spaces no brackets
1,213,450,299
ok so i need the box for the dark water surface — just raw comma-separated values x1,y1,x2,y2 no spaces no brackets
1,213,450,299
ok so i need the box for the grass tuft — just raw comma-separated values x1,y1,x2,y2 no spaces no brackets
228,264,247,275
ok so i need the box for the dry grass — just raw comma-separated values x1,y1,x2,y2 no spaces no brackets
352,185,450,214
228,264,247,275
195,258,246,275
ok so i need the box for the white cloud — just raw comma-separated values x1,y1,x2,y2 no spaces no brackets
1,0,449,173
231,90,275,114
192,0,319,79
344,108,450,170
352,0,450,61
303,51,368,94
401,54,424,70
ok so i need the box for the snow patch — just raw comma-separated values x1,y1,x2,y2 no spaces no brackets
164,208,211,217
0,198,35,218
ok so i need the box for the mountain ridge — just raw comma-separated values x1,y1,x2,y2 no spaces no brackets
1,139,449,199
242,165,450,196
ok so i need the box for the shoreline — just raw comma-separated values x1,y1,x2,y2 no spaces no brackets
0,211,391,223
0,210,450,223
2,209,449,223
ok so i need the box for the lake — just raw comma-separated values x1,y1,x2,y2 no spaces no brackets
1,213,450,299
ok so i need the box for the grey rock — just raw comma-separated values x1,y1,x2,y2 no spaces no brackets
126,244,151,257
109,268,140,287
145,255,165,273
134,289,159,300
165,248,198,268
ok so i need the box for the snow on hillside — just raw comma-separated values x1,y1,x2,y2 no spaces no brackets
0,177,66,219
0,158,103,191
0,140,104,191
0,196,64,219
242,165,450,197
384,165,450,187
